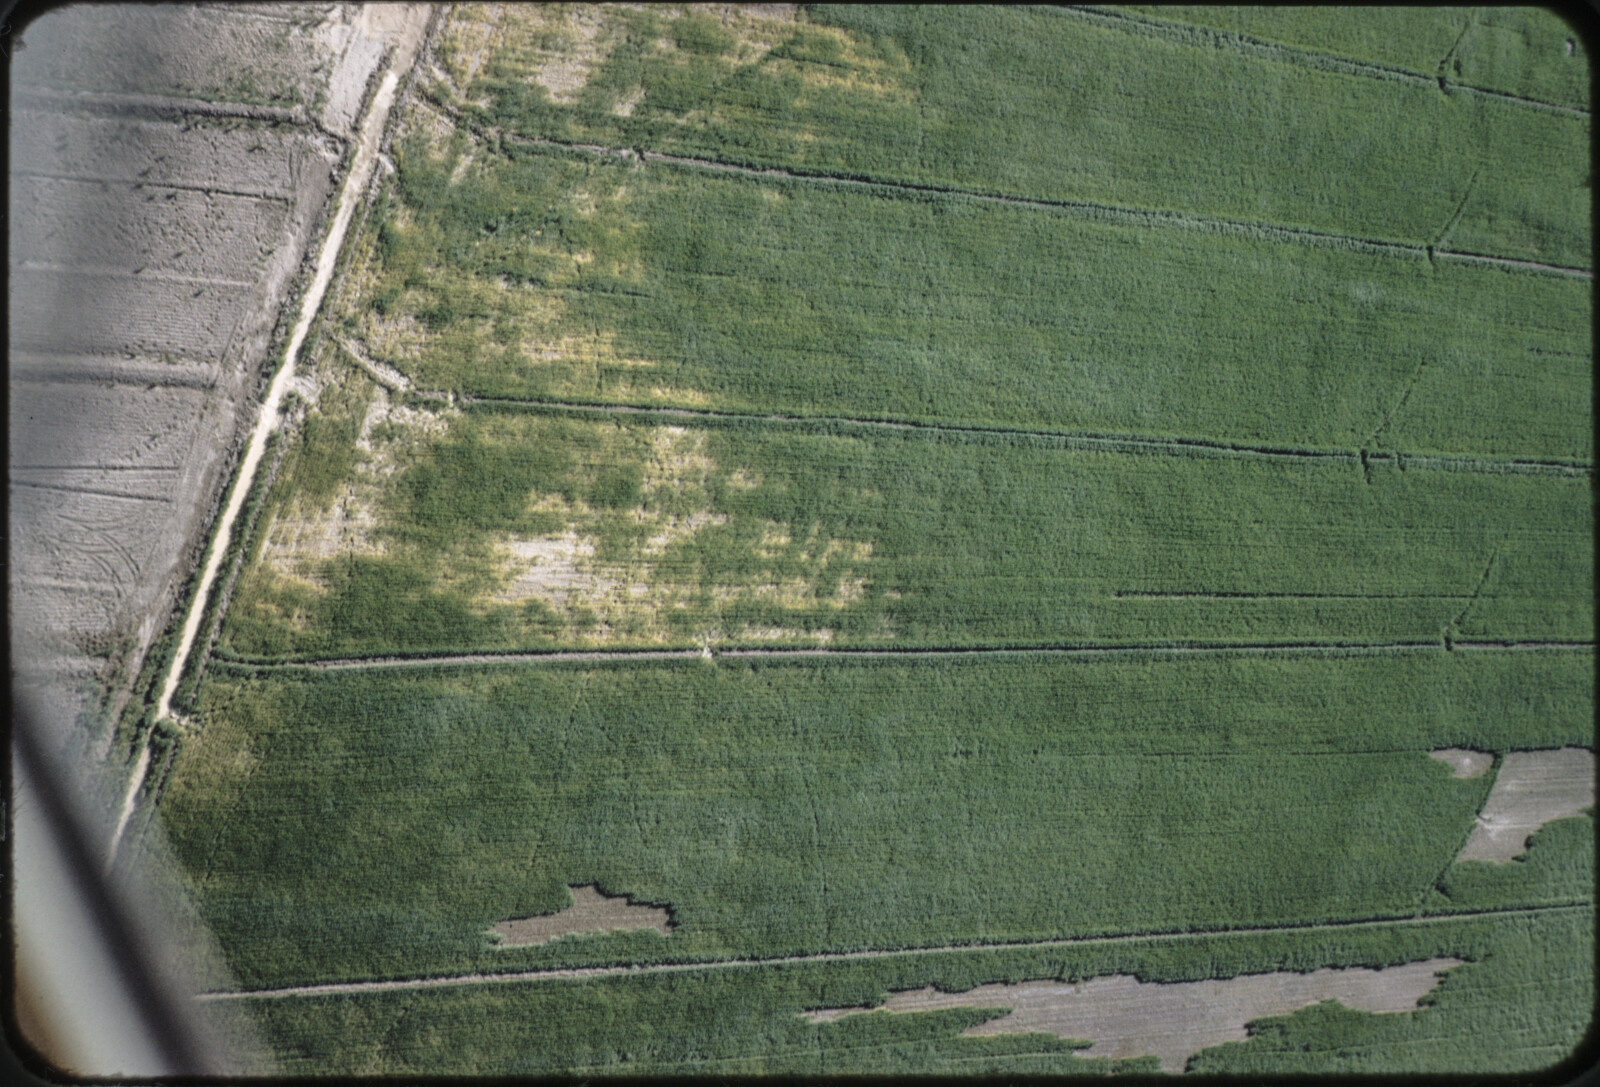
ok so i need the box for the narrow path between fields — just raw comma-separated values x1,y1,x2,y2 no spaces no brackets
1058,5,1591,120
215,639,1595,673
449,114,1593,282
103,5,436,867
194,900,1589,1001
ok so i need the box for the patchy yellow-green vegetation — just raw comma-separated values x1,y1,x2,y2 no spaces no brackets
224,399,889,656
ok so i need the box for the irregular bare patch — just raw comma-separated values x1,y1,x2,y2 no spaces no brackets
513,6,613,104
490,884,672,946
1430,747,1494,779
494,530,612,606
807,959,1462,1073
1457,747,1594,862
261,389,457,587
760,20,914,102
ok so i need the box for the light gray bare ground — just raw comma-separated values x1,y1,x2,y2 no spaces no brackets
7,3,406,745
806,958,1463,1073
10,4,334,110
490,885,674,947
1457,747,1595,862
1429,747,1495,779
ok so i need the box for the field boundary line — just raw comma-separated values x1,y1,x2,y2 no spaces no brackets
1055,5,1591,120
210,639,1595,673
355,379,1594,478
455,115,1593,281
10,169,296,203
194,900,1591,1001
10,85,319,126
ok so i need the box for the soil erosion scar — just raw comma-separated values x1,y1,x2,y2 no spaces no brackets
806,958,1462,1073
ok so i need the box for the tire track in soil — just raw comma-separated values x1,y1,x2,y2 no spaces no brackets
194,900,1590,1001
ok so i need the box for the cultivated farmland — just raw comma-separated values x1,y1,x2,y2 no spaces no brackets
125,3,1594,1076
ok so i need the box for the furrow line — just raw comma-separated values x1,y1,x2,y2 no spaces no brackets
12,261,257,289
10,479,171,503
470,122,1592,280
10,85,316,126
1057,5,1590,120
382,386,1593,478
8,171,295,204
212,639,1594,673
194,900,1591,1001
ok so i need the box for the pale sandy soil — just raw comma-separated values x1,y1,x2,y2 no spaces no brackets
1457,747,1594,862
808,958,1463,1073
490,885,673,946
1429,747,1494,779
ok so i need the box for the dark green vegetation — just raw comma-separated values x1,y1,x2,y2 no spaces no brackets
1122,5,1590,113
365,128,1591,459
152,4,1592,1076
160,651,1591,989
452,4,1590,267
221,404,1593,657
241,907,1591,1076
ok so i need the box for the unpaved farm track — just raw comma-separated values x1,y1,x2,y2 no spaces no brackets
195,900,1587,1001
151,6,435,726
217,639,1594,673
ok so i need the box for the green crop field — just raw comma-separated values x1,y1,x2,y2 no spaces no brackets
144,3,1592,1076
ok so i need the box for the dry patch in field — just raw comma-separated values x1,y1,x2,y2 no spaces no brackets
1429,747,1494,779
490,885,672,947
493,530,613,607
490,429,873,645
1457,747,1594,863
807,959,1462,1073
259,388,458,589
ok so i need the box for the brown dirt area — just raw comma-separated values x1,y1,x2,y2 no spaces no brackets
1456,747,1594,862
807,958,1462,1073
489,884,673,947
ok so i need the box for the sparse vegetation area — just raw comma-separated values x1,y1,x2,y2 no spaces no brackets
221,401,1591,657
149,3,1591,1076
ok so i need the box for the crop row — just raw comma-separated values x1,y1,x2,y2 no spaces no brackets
452,4,1589,267
218,401,1592,659
161,650,1591,990
361,136,1591,461
234,907,1592,1075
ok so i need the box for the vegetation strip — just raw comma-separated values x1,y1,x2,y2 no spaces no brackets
477,123,1592,281
193,901,1589,1001
212,641,1595,672
398,392,1595,478
1059,5,1590,120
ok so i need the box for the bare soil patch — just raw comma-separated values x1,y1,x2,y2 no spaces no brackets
807,958,1462,1073
490,885,673,947
1457,747,1594,862
1429,747,1494,779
